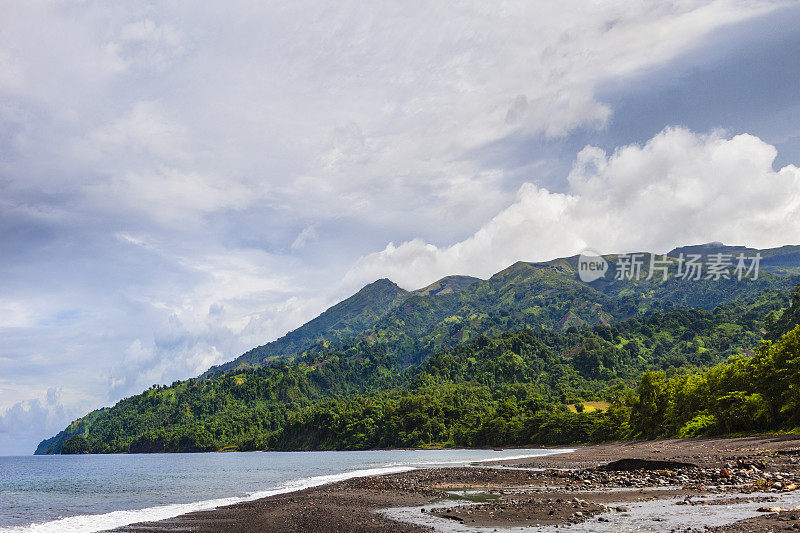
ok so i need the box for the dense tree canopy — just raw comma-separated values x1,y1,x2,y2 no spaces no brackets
36,284,800,454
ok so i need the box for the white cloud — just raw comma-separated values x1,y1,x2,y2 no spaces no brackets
0,299,37,329
345,127,800,288
0,388,73,456
79,100,187,162
291,225,319,250
116,18,185,71
100,245,335,398
2,1,778,235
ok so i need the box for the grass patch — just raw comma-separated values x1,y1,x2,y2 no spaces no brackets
567,401,610,413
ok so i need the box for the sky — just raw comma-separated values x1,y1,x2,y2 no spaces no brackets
1,0,800,455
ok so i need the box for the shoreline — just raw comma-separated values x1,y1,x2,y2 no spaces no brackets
42,444,569,456
106,434,800,532
10,448,562,533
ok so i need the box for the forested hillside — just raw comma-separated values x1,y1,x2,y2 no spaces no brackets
37,280,797,454
204,278,413,375
207,245,800,376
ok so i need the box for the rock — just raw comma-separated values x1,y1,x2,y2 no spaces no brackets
784,483,797,492
598,458,698,471
758,506,789,513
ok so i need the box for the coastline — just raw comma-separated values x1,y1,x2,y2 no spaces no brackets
107,434,800,532
6,448,563,533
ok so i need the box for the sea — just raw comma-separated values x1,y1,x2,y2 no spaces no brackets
0,448,565,532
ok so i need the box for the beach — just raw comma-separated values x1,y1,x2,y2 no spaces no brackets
107,434,800,532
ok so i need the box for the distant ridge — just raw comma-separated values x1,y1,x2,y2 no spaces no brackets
204,243,800,377
203,278,409,376
412,275,480,296
203,275,481,376
37,243,800,454
668,242,753,257
667,243,800,270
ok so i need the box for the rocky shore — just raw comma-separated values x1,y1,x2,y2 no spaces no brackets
111,434,800,532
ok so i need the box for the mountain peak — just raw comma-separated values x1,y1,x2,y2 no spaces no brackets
667,242,753,258
489,260,536,280
202,277,408,376
365,278,399,289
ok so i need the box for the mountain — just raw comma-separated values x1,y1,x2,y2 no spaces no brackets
37,243,800,454
204,278,410,376
288,247,799,367
667,243,800,271
205,275,481,376
210,244,800,376
34,408,108,455
667,241,749,257
36,283,793,454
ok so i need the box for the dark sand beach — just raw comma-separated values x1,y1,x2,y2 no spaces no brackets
111,435,800,532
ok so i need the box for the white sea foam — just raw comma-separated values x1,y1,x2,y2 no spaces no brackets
470,450,575,464
0,465,414,533
376,449,574,467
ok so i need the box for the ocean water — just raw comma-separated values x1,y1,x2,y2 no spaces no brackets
0,448,564,533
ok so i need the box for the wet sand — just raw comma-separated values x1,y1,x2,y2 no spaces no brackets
109,434,800,532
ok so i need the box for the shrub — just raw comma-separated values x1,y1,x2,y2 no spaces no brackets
678,413,718,438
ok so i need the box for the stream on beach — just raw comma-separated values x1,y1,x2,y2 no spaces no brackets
382,489,800,532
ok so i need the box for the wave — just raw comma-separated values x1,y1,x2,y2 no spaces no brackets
470,449,575,463
0,465,414,533
372,448,574,467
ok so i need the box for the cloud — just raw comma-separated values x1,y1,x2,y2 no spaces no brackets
0,388,72,455
345,127,800,288
115,18,185,71
2,1,777,237
100,246,335,399
291,225,318,250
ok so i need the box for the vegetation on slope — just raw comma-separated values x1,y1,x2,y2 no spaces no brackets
207,246,800,378
37,285,795,454
204,278,412,375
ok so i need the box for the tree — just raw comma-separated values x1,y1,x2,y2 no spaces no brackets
631,371,667,438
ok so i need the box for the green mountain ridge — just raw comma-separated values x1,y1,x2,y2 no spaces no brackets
203,278,411,376
207,244,800,377
205,274,482,376
36,283,793,454
37,243,800,454
412,275,481,296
